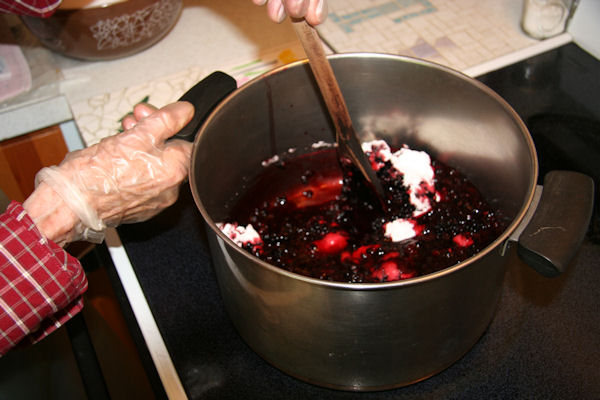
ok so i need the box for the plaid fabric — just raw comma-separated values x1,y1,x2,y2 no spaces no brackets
0,201,87,356
0,0,62,17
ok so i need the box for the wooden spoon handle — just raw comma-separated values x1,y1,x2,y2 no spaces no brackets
291,18,354,140
292,18,388,206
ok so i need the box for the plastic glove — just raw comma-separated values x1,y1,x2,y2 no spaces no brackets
252,0,328,25
24,101,194,245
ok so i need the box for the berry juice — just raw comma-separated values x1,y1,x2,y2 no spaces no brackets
221,143,507,283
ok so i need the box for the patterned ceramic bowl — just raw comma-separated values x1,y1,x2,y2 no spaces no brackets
21,0,182,61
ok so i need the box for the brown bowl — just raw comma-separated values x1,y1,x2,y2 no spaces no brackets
21,0,182,61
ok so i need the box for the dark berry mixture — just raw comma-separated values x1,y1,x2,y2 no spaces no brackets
223,146,507,283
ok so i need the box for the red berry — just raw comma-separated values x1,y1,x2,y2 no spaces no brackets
453,233,474,247
373,260,401,282
381,261,401,281
350,245,380,263
313,232,348,254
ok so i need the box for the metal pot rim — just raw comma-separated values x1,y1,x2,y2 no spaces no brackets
190,52,538,290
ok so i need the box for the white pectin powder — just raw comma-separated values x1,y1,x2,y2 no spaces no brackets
384,218,417,242
217,223,261,247
363,140,436,217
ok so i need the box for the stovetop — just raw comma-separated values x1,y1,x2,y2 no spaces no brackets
114,43,600,399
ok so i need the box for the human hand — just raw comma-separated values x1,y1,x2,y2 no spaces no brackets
252,0,328,25
120,101,158,131
24,101,194,245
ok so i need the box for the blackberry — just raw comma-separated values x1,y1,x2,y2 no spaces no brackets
226,146,507,283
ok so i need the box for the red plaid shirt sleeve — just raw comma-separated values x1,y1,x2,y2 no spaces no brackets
0,0,62,17
0,201,88,356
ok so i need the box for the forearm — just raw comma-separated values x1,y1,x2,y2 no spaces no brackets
23,182,81,247
0,202,87,356
1,101,192,355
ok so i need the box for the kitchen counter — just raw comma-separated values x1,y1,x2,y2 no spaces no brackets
1,0,573,144
0,0,306,142
36,2,301,105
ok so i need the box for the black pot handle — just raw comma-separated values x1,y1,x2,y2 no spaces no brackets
517,170,594,277
172,71,237,142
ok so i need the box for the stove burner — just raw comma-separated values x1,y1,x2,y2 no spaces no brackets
528,114,600,243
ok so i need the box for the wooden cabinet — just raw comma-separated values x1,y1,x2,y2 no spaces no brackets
0,124,68,203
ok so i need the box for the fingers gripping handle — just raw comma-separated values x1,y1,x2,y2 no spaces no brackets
173,71,238,142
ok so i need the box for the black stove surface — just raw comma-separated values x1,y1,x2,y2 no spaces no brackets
477,42,600,241
116,43,600,400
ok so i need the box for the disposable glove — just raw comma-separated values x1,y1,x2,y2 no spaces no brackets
252,0,328,25
24,101,194,246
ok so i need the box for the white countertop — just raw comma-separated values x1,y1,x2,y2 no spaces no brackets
0,0,306,141
47,0,303,104
0,0,578,144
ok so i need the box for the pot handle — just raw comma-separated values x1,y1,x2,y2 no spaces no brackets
172,71,238,142
513,170,594,277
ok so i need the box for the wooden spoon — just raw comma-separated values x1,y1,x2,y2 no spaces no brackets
291,18,388,207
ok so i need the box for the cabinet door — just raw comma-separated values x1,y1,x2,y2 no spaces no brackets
0,125,68,203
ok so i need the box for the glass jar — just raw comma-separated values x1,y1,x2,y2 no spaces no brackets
521,0,574,39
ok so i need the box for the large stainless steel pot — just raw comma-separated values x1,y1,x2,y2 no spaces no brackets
184,54,593,391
